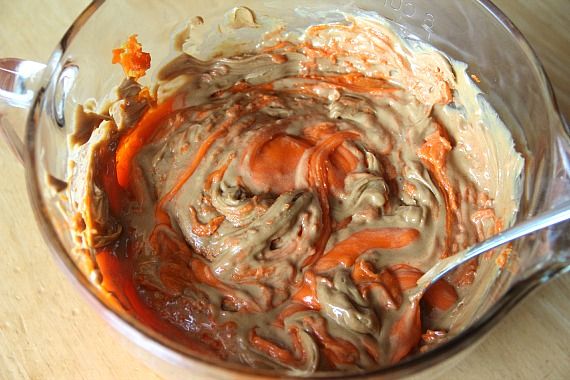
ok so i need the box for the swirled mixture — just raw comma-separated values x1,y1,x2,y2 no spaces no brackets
66,9,523,374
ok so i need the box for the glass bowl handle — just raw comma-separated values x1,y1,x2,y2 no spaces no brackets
0,58,46,164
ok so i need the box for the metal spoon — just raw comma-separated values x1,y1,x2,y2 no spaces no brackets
411,201,570,303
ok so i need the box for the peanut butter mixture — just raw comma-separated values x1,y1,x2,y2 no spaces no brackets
66,10,523,374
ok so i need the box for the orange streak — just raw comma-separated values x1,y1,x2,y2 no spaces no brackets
274,303,310,328
389,264,424,290
304,131,360,266
190,258,259,313
115,97,175,189
291,271,320,310
204,153,235,191
303,316,359,367
155,127,228,225
327,145,360,191
190,258,225,288
423,280,459,311
247,133,311,193
314,228,419,272
390,264,458,311
249,329,298,366
163,127,227,201
288,327,306,363
261,40,296,53
352,260,402,307
417,128,457,258
303,72,398,95
188,207,225,237
389,305,421,363
361,335,381,363
155,105,245,225
232,265,276,283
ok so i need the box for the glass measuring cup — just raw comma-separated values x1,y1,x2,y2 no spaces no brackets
1,0,569,378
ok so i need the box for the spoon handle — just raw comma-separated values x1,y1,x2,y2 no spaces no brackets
417,201,570,291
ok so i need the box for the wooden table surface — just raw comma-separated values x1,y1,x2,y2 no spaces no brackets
0,1,568,379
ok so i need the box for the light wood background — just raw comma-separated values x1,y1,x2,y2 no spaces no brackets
0,1,568,379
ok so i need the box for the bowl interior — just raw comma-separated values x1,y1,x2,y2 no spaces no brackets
26,0,565,377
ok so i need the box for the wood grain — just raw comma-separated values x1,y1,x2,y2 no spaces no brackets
0,1,568,379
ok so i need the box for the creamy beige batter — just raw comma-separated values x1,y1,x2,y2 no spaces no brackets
65,9,523,374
